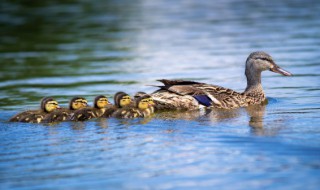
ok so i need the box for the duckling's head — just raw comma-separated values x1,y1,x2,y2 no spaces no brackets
94,95,110,109
114,92,132,108
134,91,148,100
136,95,155,110
246,51,292,76
69,97,88,110
41,97,60,113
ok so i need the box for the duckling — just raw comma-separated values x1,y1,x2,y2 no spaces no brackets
112,94,155,119
71,95,109,121
9,97,50,122
42,97,88,123
151,51,292,110
101,91,133,118
10,97,60,123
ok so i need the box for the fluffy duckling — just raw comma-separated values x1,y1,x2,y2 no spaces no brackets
10,97,60,123
71,95,110,121
9,97,48,122
112,94,155,119
42,97,88,123
102,91,133,118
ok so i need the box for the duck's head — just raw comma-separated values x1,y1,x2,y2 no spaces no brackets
135,95,155,110
41,97,60,113
114,91,132,108
246,51,292,76
69,97,88,110
94,95,110,109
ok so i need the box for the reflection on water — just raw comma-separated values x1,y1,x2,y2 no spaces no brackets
1,0,320,189
154,100,284,137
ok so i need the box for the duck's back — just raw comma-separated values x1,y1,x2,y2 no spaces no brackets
152,79,248,110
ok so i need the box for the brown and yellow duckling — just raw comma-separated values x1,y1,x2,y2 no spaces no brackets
112,94,155,119
102,91,133,118
42,97,88,123
71,95,110,121
9,97,60,123
9,97,48,122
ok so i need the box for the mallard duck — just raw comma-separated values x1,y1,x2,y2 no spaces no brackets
9,97,60,123
151,51,292,110
42,97,88,123
112,94,155,118
101,91,133,118
71,95,109,121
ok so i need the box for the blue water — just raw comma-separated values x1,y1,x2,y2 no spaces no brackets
1,0,320,189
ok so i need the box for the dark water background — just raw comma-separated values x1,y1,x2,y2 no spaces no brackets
1,0,320,189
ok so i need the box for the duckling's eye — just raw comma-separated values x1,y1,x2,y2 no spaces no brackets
48,101,58,106
258,57,270,62
122,96,131,100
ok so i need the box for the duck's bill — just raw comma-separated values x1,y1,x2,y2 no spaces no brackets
270,66,292,76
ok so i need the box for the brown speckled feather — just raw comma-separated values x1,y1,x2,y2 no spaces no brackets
9,110,40,122
42,109,72,123
112,107,154,119
71,107,105,121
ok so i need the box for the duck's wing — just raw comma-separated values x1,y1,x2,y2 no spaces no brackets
155,79,221,107
154,79,247,109
192,84,248,109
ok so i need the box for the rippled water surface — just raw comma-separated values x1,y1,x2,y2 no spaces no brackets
1,0,320,189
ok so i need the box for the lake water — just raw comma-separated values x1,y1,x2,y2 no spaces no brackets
0,0,320,189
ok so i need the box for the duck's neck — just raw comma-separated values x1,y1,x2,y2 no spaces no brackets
244,69,264,95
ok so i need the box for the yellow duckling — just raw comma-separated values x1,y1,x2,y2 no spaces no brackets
9,97,60,123
112,94,155,119
102,91,132,118
42,97,88,123
71,95,110,121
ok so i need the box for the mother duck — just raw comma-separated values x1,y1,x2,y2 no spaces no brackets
151,51,292,110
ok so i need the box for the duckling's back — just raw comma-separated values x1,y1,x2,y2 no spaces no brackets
42,108,72,123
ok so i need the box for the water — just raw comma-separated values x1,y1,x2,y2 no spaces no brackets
1,0,320,189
